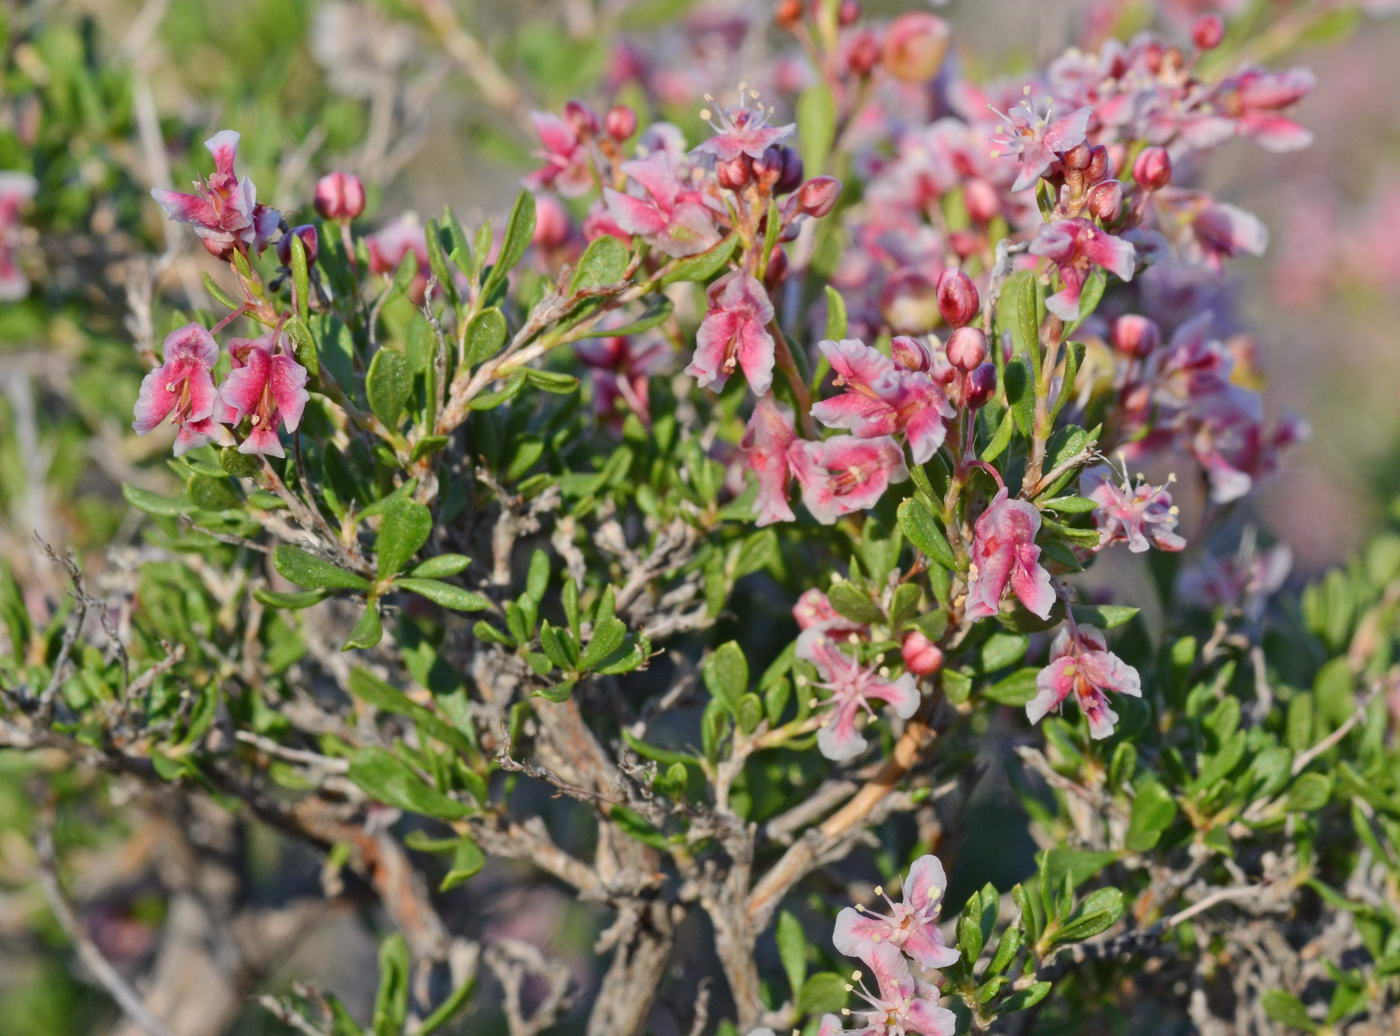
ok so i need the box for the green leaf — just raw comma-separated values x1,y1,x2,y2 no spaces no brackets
736,693,763,734
984,667,1039,706
660,232,736,285
1053,887,1124,943
823,285,847,341
580,616,627,669
347,668,472,754
1126,779,1177,852
372,934,411,1036
286,317,319,378
1068,268,1107,329
999,980,1052,1012
526,549,550,601
376,496,432,579
981,631,1029,670
942,668,973,705
1261,990,1319,1032
570,235,630,292
797,972,847,1016
534,678,577,702
776,910,807,995
796,81,836,173
367,348,412,427
1069,604,1139,629
981,409,1015,463
346,747,469,819
273,545,370,591
522,367,579,394
122,484,191,517
897,498,956,570
439,837,486,890
957,893,986,963
218,446,261,478
1285,772,1333,812
202,272,240,311
703,641,749,713
252,587,328,609
395,577,490,611
343,601,384,650
464,307,507,366
482,191,535,299
827,581,884,624
1005,355,1035,437
187,474,239,511
409,554,472,579
1040,495,1097,514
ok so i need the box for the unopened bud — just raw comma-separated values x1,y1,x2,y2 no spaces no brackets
775,0,803,29
891,335,936,372
532,193,571,250
965,362,997,409
948,231,980,261
754,145,801,192
564,100,599,137
1087,179,1123,222
902,631,944,676
883,12,949,83
1111,314,1161,358
717,154,753,191
846,30,881,78
313,171,365,222
1086,145,1111,185
879,271,940,334
937,268,980,328
946,325,988,371
277,224,319,267
1061,143,1092,172
775,146,806,194
764,246,789,291
1192,13,1225,50
964,179,1000,224
797,176,842,217
605,104,637,141
1132,146,1172,192
838,0,861,26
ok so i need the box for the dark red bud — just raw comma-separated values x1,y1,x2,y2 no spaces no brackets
796,176,841,217
1087,179,1123,222
964,179,1000,224
277,224,319,267
776,0,803,28
1061,143,1093,172
764,246,789,291
564,100,599,137
1086,145,1111,184
936,268,980,328
891,335,935,372
946,326,988,372
1132,146,1172,192
901,631,944,675
313,171,365,222
1192,14,1225,50
847,30,881,77
717,154,753,191
604,104,637,141
776,146,805,194
965,362,997,408
1111,314,1161,358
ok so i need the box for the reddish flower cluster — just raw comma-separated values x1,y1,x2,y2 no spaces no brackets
152,131,280,259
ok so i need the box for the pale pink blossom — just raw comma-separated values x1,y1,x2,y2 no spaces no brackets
1086,469,1186,553
604,154,720,258
693,100,794,162
789,436,907,525
793,588,866,636
365,215,431,303
811,339,954,464
132,324,233,456
740,395,798,526
798,628,920,762
1027,624,1141,739
525,109,596,197
990,100,1092,192
1029,218,1136,321
685,272,776,395
151,130,279,258
966,490,1055,621
220,334,310,458
832,941,957,1036
833,855,960,971
0,172,37,300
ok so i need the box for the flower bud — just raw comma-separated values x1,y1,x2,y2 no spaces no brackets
883,12,949,83
902,631,944,676
1086,145,1111,185
965,362,997,409
838,0,861,26
936,268,980,328
774,146,806,194
532,193,572,250
946,326,988,372
948,230,980,261
879,271,940,334
605,104,637,141
846,30,881,78
1061,143,1092,172
775,0,803,29
796,176,841,218
1111,314,1161,358
1087,179,1123,222
313,171,365,222
277,224,319,267
764,246,789,291
964,179,1000,224
717,154,753,191
1132,146,1172,192
564,100,599,137
1192,13,1225,50
891,335,936,372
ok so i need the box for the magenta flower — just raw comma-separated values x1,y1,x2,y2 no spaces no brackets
684,271,776,395
798,628,920,762
990,100,1092,192
603,155,720,258
793,588,867,636
1029,218,1136,321
1216,67,1315,152
220,334,310,458
151,130,279,258
836,942,957,1036
1027,624,1141,740
965,490,1055,621
1188,406,1306,504
132,324,233,456
366,215,432,304
525,110,595,197
0,172,36,300
575,334,668,429
789,435,908,526
740,395,798,526
833,855,960,971
692,99,794,162
811,340,954,464
1086,469,1186,553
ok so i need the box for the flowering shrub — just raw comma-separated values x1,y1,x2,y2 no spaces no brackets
2,2,1399,1034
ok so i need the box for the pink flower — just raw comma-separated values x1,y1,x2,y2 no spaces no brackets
789,435,908,526
798,628,920,762
990,100,1092,192
132,324,233,456
0,172,37,301
833,855,960,971
1188,405,1306,504
1029,218,1136,321
1086,469,1186,553
525,110,595,197
835,942,957,1036
685,272,776,395
793,588,866,636
1215,67,1315,152
1179,541,1291,623
693,99,794,162
151,130,279,258
811,340,954,464
740,395,798,526
965,490,1055,621
575,334,668,429
603,155,720,258
220,334,310,458
365,215,431,303
1156,190,1267,269
1027,624,1141,739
